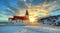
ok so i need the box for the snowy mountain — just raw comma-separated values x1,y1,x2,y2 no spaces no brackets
38,15,60,26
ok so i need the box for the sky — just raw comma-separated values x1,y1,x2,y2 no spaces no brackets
0,0,60,21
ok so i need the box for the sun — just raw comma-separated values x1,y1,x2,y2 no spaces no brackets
29,17,38,23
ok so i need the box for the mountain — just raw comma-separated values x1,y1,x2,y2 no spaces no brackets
38,15,60,25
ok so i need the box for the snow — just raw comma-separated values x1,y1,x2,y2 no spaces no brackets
0,22,60,33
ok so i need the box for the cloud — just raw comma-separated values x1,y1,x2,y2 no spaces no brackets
47,0,60,11
0,0,60,19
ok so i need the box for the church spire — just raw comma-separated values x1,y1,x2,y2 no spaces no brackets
25,9,29,18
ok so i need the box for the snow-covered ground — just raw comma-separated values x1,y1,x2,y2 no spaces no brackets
0,22,60,33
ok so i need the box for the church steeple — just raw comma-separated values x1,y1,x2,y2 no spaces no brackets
25,9,29,18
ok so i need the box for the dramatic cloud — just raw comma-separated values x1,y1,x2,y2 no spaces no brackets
0,0,60,21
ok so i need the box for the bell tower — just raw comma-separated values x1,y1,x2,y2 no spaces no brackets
25,9,29,18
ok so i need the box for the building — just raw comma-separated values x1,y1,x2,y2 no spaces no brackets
8,10,29,24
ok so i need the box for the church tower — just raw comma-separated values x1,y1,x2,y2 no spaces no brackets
25,9,29,18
